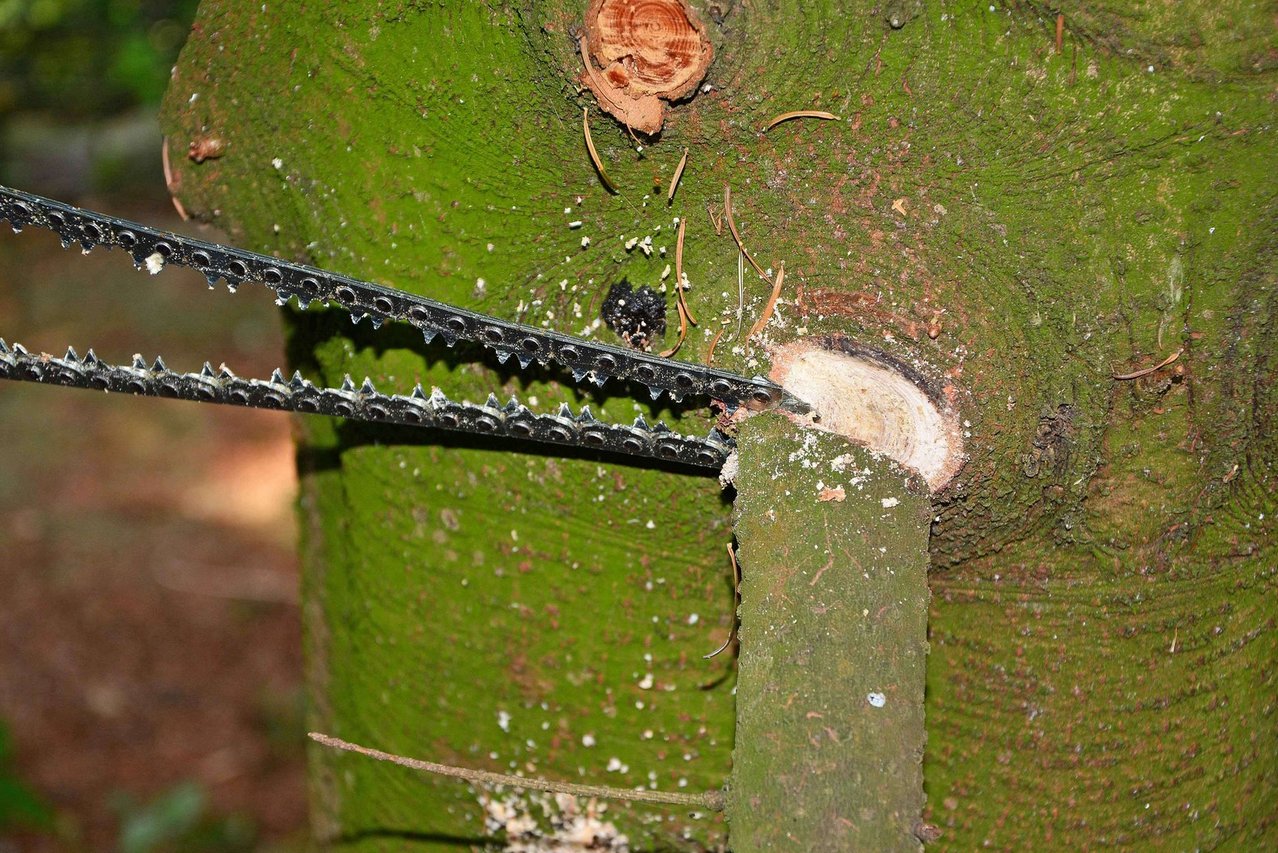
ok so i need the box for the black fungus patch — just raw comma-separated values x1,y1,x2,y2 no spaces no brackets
600,279,666,350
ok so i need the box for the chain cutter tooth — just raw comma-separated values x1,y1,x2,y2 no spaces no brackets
0,186,807,467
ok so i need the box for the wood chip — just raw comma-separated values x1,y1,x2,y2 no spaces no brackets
818,485,847,502
187,135,226,163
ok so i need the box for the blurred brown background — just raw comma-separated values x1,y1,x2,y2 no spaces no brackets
1,3,307,850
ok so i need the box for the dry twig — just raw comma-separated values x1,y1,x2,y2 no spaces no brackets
310,732,724,811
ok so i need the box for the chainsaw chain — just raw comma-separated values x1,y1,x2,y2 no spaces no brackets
0,340,732,469
0,186,795,414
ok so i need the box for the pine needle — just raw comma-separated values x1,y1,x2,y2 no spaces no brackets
667,147,688,205
723,184,771,284
734,250,744,340
748,261,785,340
763,110,840,132
704,543,741,659
674,217,696,325
659,297,689,358
706,325,725,366
661,218,696,357
583,108,616,193
1112,348,1182,380
706,200,723,236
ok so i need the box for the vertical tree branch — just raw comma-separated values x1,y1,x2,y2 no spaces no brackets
729,413,931,851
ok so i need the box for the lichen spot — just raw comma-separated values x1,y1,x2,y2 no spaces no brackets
771,339,965,492
581,0,713,135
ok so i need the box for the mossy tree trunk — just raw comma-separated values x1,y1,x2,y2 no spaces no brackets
161,1,1276,849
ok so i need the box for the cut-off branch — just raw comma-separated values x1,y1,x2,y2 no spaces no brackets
309,732,725,812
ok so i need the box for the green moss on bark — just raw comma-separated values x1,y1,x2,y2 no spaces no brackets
160,0,1277,848
164,2,744,847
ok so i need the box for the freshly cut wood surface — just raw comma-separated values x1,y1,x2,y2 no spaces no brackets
581,0,712,133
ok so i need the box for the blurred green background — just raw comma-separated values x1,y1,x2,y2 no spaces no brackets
0,0,199,117
0,0,199,196
1,2,308,850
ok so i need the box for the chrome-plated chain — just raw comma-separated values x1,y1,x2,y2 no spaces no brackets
0,340,732,469
0,186,800,413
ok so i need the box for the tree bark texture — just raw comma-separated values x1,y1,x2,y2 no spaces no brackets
730,414,931,851
161,0,1277,849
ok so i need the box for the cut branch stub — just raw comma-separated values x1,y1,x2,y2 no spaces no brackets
580,0,713,135
771,336,966,492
